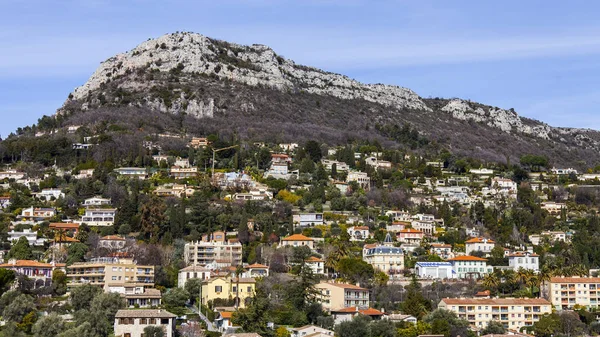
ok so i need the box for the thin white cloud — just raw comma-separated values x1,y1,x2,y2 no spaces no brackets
300,33,600,69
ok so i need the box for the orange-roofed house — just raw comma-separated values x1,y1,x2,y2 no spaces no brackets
347,226,370,241
331,307,385,324
305,256,326,275
0,259,65,287
215,311,234,332
447,256,492,279
49,222,80,236
244,263,269,278
508,251,539,273
52,235,80,250
397,228,424,244
271,153,292,163
465,237,495,255
281,234,314,249
99,235,127,250
315,282,369,311
438,297,551,330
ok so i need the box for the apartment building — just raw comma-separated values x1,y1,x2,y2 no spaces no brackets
362,245,404,278
549,276,600,310
438,298,552,330
315,282,369,311
66,257,154,292
184,240,243,266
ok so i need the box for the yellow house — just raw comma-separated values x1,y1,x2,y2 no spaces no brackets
201,276,256,308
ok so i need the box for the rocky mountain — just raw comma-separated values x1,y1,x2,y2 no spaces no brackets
50,32,600,167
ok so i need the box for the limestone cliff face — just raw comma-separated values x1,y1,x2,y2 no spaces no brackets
62,31,600,156
68,32,428,116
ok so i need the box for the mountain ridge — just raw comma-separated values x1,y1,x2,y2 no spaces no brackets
45,32,600,168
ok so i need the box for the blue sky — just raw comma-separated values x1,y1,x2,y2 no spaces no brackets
2,0,600,136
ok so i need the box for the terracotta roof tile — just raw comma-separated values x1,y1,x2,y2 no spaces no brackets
447,256,488,262
550,277,600,283
282,234,313,241
441,298,550,305
333,307,385,315
465,237,495,244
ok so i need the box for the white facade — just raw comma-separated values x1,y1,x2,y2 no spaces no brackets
508,252,540,273
347,226,370,241
346,171,369,190
177,265,212,288
293,213,324,228
306,257,326,275
84,196,112,207
415,262,455,279
114,310,176,337
470,168,494,175
8,229,46,246
448,256,493,279
0,197,11,209
551,167,578,175
80,209,116,226
365,157,392,170
321,159,350,172
37,189,65,201
465,238,495,255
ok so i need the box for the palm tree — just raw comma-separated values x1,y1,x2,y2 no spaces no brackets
325,238,350,275
482,273,500,292
538,266,553,299
525,274,540,297
517,267,530,285
502,269,518,285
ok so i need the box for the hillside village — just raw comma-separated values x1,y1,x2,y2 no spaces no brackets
2,128,600,337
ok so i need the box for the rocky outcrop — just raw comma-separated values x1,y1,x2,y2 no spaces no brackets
68,32,428,114
441,99,552,140
62,31,600,155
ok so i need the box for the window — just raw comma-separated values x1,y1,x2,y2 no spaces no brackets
232,286,237,293
215,286,222,292
112,276,117,280
247,286,252,292
140,318,147,324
